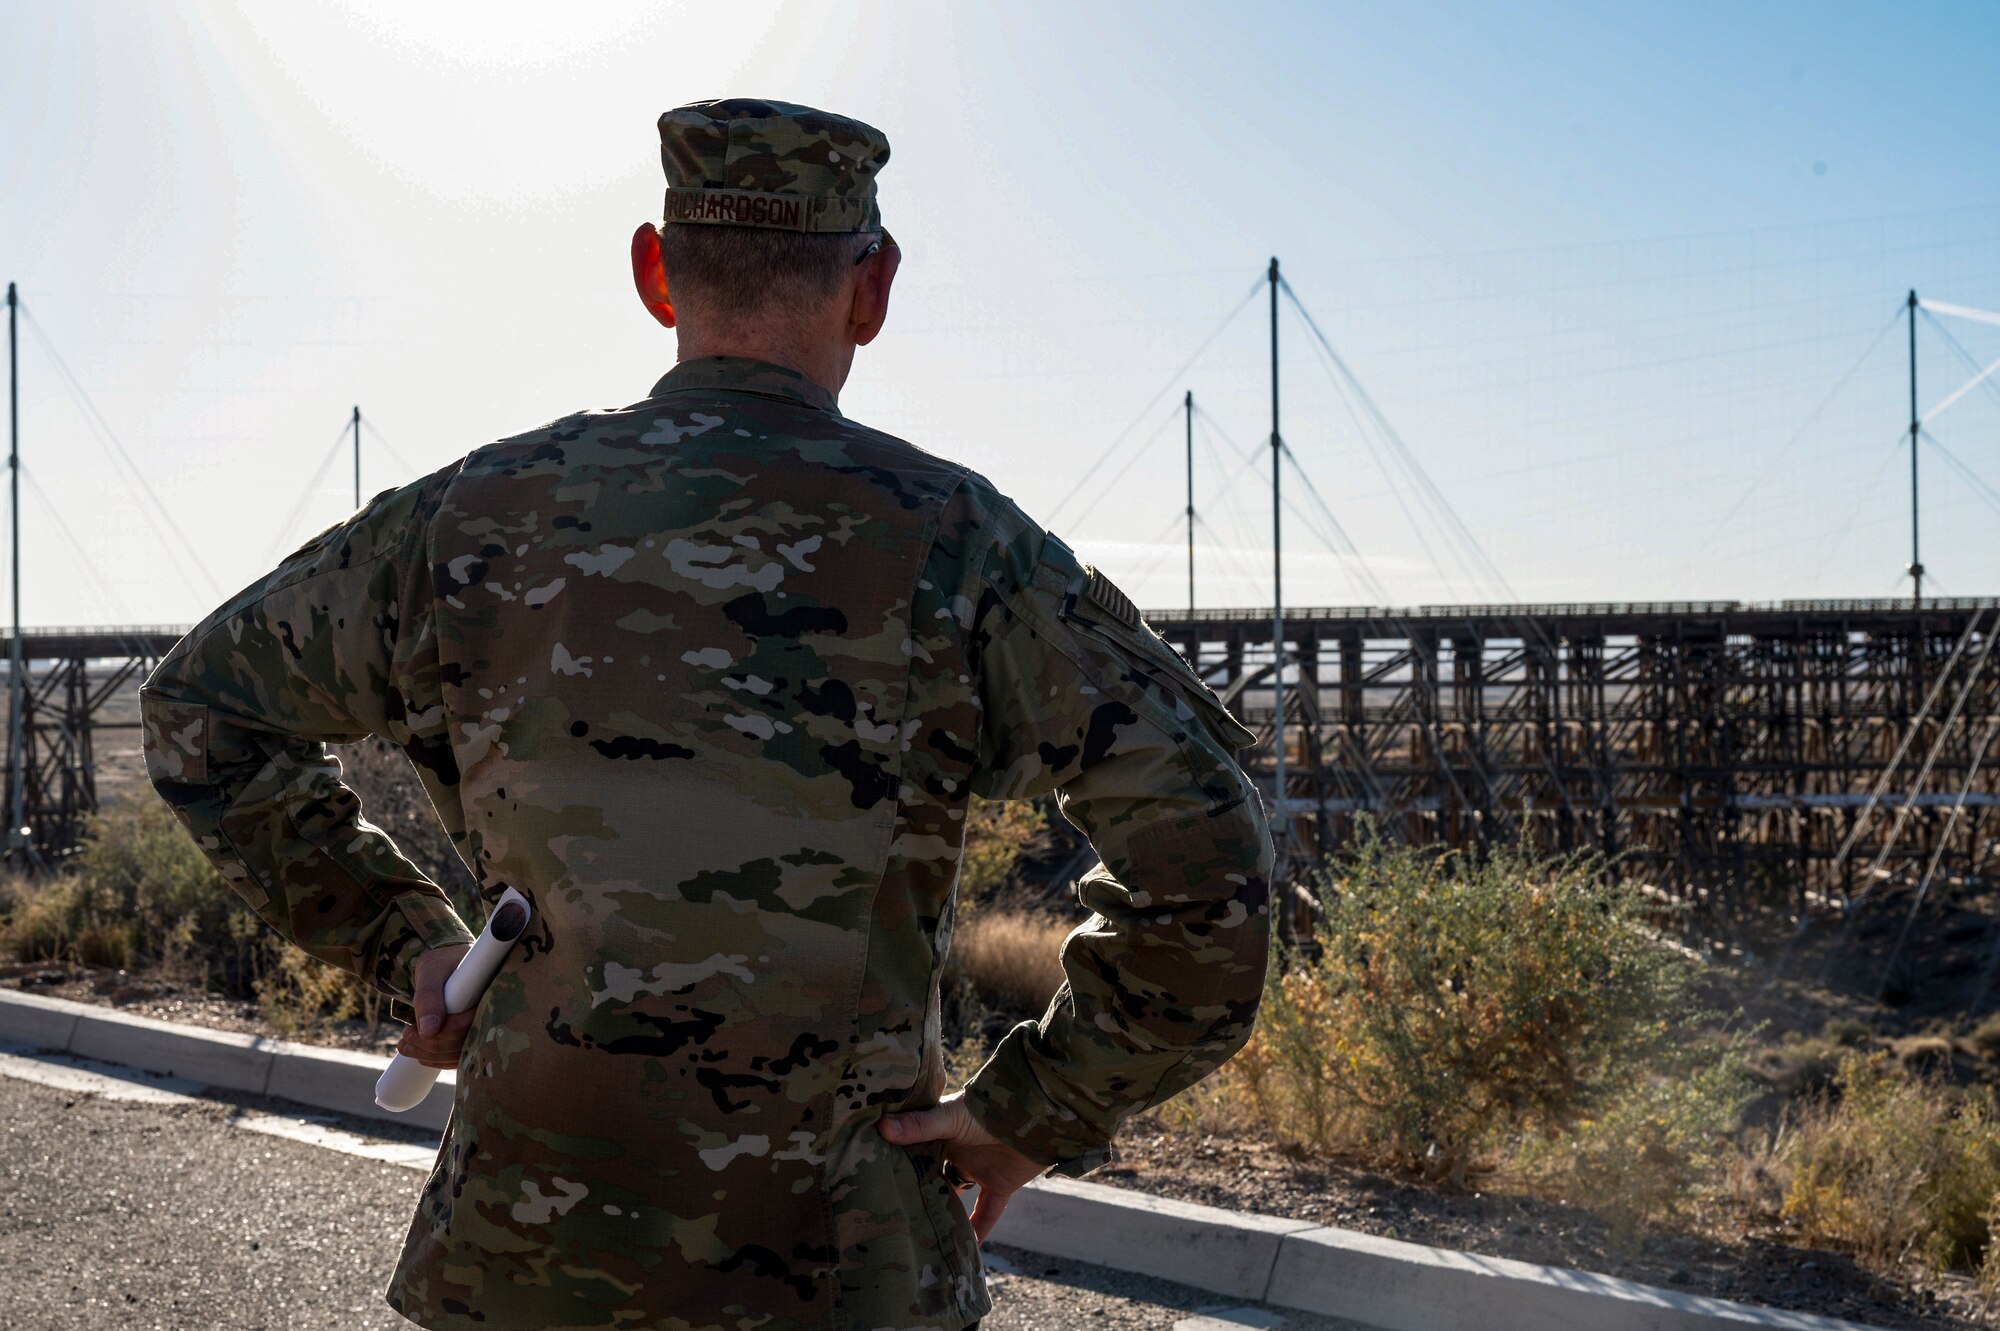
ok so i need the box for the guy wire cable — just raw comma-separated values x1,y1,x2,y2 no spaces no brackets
19,302,221,601
1265,452,1504,844
1856,619,2000,892
1057,404,1189,534
1924,430,2000,524
1045,273,1264,530
1696,302,1904,550
1876,713,2000,999
1923,310,2000,417
361,417,425,483
1815,614,2000,983
260,417,361,568
1825,606,1985,876
1282,297,1472,599
1278,271,1580,799
1277,275,1578,835
21,464,129,622
1282,277,1505,600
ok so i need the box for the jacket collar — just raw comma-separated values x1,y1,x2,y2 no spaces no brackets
648,356,838,415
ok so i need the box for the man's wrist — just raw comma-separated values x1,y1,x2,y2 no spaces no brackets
376,892,476,1015
961,1028,1113,1178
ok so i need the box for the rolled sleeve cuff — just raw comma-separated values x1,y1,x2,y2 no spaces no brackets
377,891,476,1017
961,1026,1114,1179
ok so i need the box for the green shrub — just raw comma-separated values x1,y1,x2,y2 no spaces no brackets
1780,1052,2000,1273
0,799,382,1036
0,800,247,979
63,797,266,989
1244,830,1694,1182
957,797,1042,907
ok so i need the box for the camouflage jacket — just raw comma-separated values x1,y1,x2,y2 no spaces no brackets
141,356,1273,1331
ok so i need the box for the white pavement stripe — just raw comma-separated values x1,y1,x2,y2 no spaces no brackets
0,1042,438,1172
1176,1308,1288,1330
234,1109,438,1171
0,1044,205,1104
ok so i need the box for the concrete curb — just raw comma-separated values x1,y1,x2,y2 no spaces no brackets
989,1177,1320,1302
990,1180,1888,1331
1264,1225,1887,1331
0,988,1890,1331
0,988,454,1132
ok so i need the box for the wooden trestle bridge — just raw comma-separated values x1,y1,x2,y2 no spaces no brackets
2,625,184,859
11,603,2000,932
1150,597,2000,928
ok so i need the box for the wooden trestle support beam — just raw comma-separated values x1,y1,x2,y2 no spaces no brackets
1148,598,2000,932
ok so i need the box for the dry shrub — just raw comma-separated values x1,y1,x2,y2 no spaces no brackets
1779,1052,2000,1275
1968,1011,2000,1062
257,944,386,1039
1223,830,1693,1183
332,738,481,911
1751,1034,1846,1100
1523,1040,1756,1246
951,910,1070,1016
0,871,111,965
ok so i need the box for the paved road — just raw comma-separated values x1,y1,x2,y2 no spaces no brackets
0,1072,1365,1331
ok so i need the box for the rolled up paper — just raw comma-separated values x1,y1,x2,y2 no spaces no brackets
373,886,534,1112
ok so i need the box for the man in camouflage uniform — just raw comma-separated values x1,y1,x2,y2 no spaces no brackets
141,99,1272,1331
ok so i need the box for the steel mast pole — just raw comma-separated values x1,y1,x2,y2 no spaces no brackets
1185,390,1195,615
1269,258,1285,879
352,404,362,508
6,283,23,854
1908,291,1922,608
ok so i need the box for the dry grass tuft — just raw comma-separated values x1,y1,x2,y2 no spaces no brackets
951,910,1070,1016
1778,1052,2000,1276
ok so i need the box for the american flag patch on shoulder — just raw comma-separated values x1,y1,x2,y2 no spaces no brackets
1083,566,1140,628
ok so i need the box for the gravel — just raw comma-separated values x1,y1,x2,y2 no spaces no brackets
0,1074,414,1329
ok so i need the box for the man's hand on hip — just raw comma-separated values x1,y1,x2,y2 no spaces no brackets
395,943,474,1069
878,1092,1046,1241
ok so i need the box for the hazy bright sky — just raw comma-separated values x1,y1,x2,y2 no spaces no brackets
4,1,2000,627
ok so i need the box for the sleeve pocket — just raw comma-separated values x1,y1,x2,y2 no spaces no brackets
140,696,209,784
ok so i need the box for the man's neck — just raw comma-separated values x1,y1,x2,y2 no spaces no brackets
676,333,853,404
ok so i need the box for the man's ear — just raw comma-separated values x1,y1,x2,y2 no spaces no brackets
847,244,900,347
631,223,676,329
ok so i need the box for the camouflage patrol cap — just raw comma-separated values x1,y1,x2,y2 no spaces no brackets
658,98,889,234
